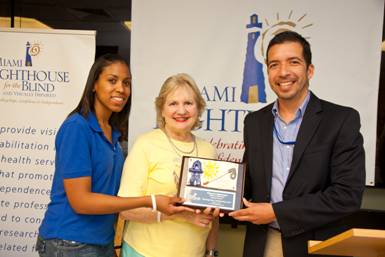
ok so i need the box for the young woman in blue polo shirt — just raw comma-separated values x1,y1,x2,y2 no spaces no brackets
36,54,188,257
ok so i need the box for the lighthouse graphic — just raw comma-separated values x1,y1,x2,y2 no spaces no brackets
240,14,266,104
25,42,32,67
188,160,203,187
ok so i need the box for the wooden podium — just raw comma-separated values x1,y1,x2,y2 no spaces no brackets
308,228,385,257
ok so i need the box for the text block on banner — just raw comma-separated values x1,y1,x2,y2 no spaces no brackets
0,28,95,257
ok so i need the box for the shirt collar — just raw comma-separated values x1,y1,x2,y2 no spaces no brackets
87,112,121,145
272,90,311,120
87,111,102,133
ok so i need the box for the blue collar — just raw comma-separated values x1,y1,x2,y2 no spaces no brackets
272,91,311,121
87,112,121,145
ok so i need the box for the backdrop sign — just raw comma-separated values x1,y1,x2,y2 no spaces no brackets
130,0,384,186
0,28,95,257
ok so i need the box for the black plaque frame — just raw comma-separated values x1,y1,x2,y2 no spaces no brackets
177,156,245,212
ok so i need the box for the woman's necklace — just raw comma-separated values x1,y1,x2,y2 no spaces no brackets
163,129,198,190
163,129,198,157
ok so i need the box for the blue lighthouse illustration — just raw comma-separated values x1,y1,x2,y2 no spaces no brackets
189,160,203,186
25,42,32,67
240,14,266,103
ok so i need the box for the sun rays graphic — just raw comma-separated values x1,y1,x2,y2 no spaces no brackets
29,42,43,56
258,11,314,59
203,161,220,181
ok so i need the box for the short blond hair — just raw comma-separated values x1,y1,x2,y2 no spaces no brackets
155,73,206,129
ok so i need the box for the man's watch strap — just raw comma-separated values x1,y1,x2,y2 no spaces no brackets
206,249,219,256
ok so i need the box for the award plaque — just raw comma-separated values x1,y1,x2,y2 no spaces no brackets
177,156,245,212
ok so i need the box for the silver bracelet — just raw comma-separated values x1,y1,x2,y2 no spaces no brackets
205,249,219,256
150,194,157,212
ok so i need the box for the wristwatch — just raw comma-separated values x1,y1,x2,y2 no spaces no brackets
206,249,219,256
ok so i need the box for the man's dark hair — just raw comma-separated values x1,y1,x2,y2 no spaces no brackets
266,30,312,67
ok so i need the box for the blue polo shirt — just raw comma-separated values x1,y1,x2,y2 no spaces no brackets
39,112,124,245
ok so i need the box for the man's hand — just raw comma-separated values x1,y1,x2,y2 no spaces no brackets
155,195,194,215
228,198,276,224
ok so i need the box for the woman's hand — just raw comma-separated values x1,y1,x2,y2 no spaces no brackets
155,195,194,215
177,211,214,228
202,207,224,218
175,207,222,227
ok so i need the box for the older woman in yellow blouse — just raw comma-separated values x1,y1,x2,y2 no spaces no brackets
118,73,219,257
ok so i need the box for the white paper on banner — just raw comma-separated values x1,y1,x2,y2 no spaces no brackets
0,28,95,257
130,0,384,186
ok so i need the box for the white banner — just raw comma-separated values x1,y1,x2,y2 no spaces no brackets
0,28,95,257
130,0,384,186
